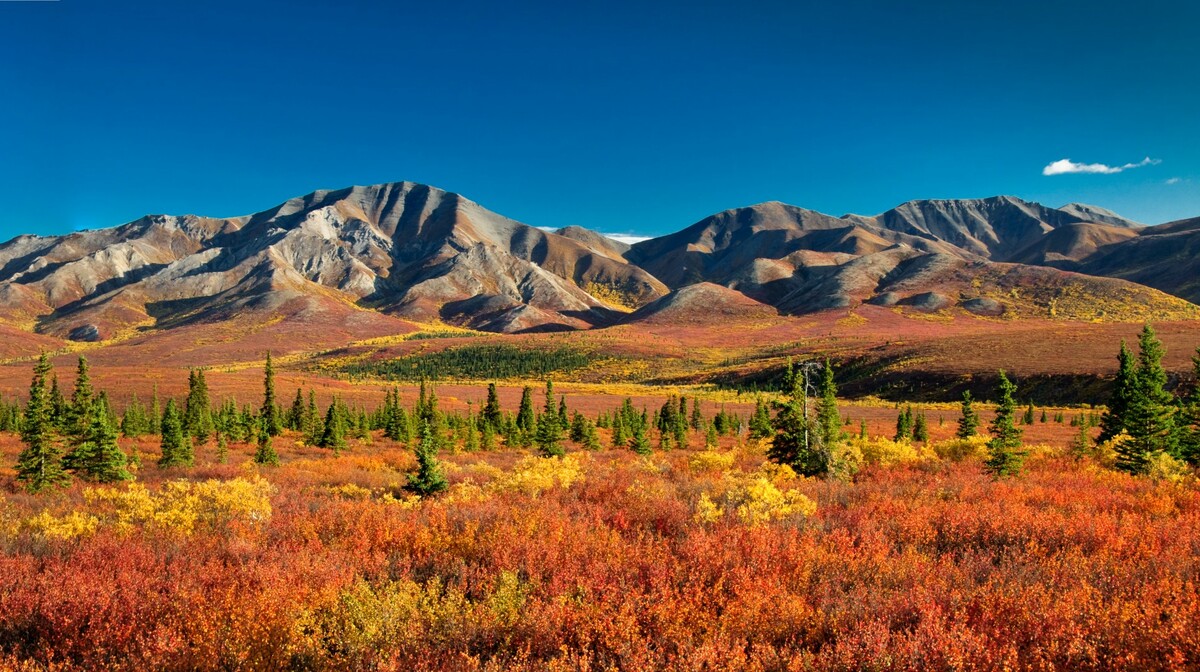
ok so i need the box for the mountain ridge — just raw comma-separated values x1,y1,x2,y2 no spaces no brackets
1,182,1196,343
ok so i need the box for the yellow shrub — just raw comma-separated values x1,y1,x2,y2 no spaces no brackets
492,455,585,497
85,477,274,535
930,435,991,462
21,511,100,541
850,436,935,466
689,450,736,474
1146,451,1193,485
488,570,529,625
329,483,373,500
731,477,817,526
693,492,723,524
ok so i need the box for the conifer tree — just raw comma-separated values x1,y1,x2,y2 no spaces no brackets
482,382,503,431
768,361,825,476
913,411,929,443
1117,324,1177,472
261,351,282,436
705,422,718,448
287,388,305,431
815,359,842,452
406,424,448,497
984,371,1025,478
1098,341,1136,443
158,399,193,467
16,353,71,493
48,375,67,430
184,368,214,444
319,398,348,453
1022,402,1035,426
1180,348,1200,465
215,432,229,464
628,417,652,456
535,380,565,457
69,404,133,482
956,391,979,439
516,386,536,438
691,399,703,431
67,355,94,440
894,406,913,441
749,396,773,440
254,418,280,466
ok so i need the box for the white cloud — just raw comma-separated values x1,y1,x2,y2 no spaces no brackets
1042,156,1160,176
1166,177,1182,185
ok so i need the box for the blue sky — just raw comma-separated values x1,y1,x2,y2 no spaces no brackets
1,0,1196,242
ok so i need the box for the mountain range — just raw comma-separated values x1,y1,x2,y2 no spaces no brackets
1,181,1198,343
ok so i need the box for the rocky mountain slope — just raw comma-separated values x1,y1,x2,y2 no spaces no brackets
0,183,1196,345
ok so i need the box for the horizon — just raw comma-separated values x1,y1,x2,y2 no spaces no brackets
1,0,1197,240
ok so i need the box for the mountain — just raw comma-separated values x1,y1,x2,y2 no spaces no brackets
0,184,1196,347
0,182,667,339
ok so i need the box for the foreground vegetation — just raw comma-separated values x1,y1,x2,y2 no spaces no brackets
0,324,1198,669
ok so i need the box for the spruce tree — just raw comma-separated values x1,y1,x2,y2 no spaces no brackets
628,417,652,456
815,359,842,452
319,399,348,453
956,391,979,439
254,418,280,466
1098,341,1136,443
287,388,305,431
482,382,503,431
984,371,1026,478
215,432,229,464
691,399,703,431
261,352,282,436
184,368,214,444
157,399,193,467
1180,348,1200,465
748,396,773,440
913,412,929,443
894,406,913,441
1117,324,1177,473
406,424,448,497
535,380,565,457
70,404,133,482
516,386,536,438
767,361,825,476
16,353,71,493
67,355,94,440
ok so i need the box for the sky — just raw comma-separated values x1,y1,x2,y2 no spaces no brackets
0,0,1197,242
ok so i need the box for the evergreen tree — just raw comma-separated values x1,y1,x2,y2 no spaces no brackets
69,404,133,482
48,375,67,430
628,417,652,456
184,368,214,444
254,418,280,466
516,386,536,439
67,355,94,440
956,391,979,439
1022,402,1036,426
287,388,305,431
305,391,324,445
557,395,569,428
913,411,929,443
121,394,149,438
691,398,703,431
261,351,282,436
894,406,913,441
15,353,71,493
319,398,348,453
482,382,503,431
1181,348,1200,465
1117,324,1177,473
748,396,773,440
984,371,1025,478
157,399,193,467
406,424,448,497
535,380,565,457
705,422,718,449
215,432,229,464
814,359,842,451
767,361,825,476
1098,341,1136,443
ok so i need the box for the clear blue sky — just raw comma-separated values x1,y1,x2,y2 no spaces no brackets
1,0,1197,242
